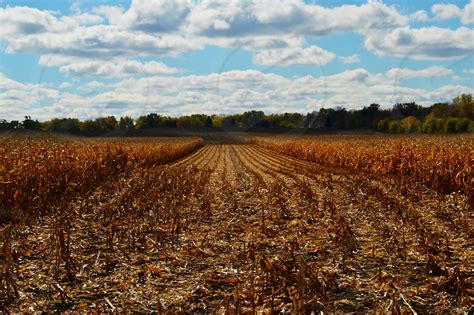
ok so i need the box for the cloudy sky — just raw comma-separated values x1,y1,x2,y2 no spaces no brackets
0,0,473,120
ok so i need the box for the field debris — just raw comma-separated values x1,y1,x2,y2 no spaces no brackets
0,135,472,313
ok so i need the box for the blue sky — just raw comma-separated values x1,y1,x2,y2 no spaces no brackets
0,0,472,120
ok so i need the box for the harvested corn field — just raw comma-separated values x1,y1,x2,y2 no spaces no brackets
0,135,472,313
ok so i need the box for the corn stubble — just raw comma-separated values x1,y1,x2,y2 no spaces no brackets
0,135,472,313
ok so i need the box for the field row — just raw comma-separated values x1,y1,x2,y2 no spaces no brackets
0,137,203,223
1,136,471,313
250,135,473,197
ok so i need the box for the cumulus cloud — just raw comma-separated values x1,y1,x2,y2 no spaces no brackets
59,60,178,78
2,67,472,121
431,3,462,20
252,45,335,66
386,66,453,79
0,72,60,119
339,54,360,64
187,0,407,38
4,25,202,66
118,0,192,32
0,6,63,38
365,26,474,60
431,1,474,24
0,0,411,67
0,1,473,120
462,1,474,24
410,10,429,22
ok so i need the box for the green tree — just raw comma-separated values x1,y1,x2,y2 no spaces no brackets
204,116,213,128
401,116,421,133
444,117,458,133
45,118,80,133
119,116,134,130
452,94,473,119
22,116,41,130
96,116,118,132
211,115,223,128
455,118,471,133
240,111,265,129
177,115,204,129
79,120,101,133
377,119,390,132
388,120,401,133
469,121,474,133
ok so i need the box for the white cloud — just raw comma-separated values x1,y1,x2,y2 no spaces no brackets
462,0,474,24
187,0,407,38
0,72,60,119
431,1,474,24
0,6,63,38
386,66,453,79
92,5,125,25
5,25,201,63
1,1,473,121
119,0,192,32
432,3,462,20
365,26,474,60
59,82,72,89
339,54,360,64
2,67,472,121
59,60,178,78
464,68,474,74
410,10,429,22
0,1,410,67
252,45,335,66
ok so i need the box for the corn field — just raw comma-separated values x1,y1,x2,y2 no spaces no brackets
0,134,472,313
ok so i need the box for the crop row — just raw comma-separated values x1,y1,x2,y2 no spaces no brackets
250,135,473,198
0,137,203,223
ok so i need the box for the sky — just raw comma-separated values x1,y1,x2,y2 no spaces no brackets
0,0,473,121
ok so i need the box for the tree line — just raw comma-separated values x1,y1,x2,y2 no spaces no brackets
1,94,472,134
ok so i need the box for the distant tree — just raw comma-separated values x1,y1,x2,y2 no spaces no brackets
455,118,471,133
177,115,205,129
444,117,458,133
360,103,381,127
421,117,443,133
9,121,20,129
452,94,473,119
95,116,118,132
221,116,237,128
240,111,265,129
388,120,401,133
393,102,424,119
119,116,134,130
211,115,223,128
134,114,176,129
377,119,390,132
45,118,80,133
0,119,10,130
469,121,474,133
429,103,450,118
79,120,101,133
401,116,421,133
204,116,213,128
22,116,41,130
304,111,317,128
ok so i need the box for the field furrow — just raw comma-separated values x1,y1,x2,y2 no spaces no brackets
1,137,472,313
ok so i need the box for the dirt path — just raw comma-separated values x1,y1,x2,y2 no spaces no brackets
10,144,472,313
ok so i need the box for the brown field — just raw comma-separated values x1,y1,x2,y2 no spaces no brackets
0,134,472,313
